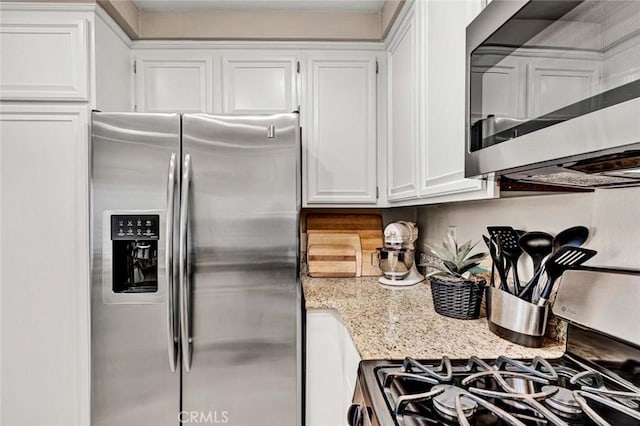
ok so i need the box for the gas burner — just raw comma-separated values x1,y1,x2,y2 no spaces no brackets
542,385,583,418
432,385,476,421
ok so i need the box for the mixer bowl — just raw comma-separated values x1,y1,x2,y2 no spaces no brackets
376,247,415,280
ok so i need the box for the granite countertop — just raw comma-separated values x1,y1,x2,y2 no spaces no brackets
302,276,565,360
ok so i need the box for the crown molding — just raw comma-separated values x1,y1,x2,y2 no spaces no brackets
130,39,385,51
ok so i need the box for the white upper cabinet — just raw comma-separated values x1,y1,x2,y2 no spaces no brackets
221,56,297,113
0,11,89,101
135,57,213,112
302,53,378,205
385,0,497,205
418,0,492,200
386,7,418,202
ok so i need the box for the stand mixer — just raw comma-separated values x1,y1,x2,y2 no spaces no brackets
375,221,425,287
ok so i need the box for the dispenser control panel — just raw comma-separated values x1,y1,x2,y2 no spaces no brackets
111,215,160,240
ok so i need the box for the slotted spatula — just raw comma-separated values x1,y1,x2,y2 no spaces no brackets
534,246,597,306
487,226,523,294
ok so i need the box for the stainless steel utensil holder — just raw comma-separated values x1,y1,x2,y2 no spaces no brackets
486,287,549,347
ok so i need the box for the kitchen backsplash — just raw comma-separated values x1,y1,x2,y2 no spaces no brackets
416,187,640,270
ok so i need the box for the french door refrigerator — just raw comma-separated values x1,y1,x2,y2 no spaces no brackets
91,112,301,426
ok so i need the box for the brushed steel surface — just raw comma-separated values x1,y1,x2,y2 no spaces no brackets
465,0,640,179
486,287,549,337
554,268,640,346
181,113,301,425
91,113,181,426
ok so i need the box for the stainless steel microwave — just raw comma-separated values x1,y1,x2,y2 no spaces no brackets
465,0,640,188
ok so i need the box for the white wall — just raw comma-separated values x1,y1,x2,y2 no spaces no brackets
416,187,640,269
95,11,132,111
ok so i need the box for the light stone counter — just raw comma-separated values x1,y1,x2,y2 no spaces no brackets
302,276,565,360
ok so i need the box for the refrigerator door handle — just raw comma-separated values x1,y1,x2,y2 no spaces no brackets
166,152,178,373
179,153,193,372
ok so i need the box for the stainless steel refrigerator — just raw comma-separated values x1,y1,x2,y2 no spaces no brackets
90,112,301,426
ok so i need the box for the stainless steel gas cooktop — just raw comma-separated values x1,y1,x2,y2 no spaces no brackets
348,268,640,426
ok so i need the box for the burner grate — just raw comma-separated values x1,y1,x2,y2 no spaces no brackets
376,356,640,426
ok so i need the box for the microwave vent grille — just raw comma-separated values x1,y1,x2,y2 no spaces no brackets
516,171,639,188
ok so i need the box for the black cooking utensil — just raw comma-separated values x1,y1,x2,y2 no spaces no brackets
482,235,497,288
534,246,597,306
493,236,510,291
553,226,590,253
519,231,554,274
487,226,523,294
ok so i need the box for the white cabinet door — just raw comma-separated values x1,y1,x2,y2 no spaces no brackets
384,0,496,205
303,54,378,205
0,12,89,101
0,104,90,426
419,0,495,200
221,57,297,114
135,58,213,112
386,7,418,202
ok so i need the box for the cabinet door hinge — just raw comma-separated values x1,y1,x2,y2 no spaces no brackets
134,104,138,112
133,60,137,74
375,60,379,74
376,186,379,199
296,61,300,74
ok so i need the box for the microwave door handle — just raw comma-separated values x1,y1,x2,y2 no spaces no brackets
166,152,178,373
179,153,193,372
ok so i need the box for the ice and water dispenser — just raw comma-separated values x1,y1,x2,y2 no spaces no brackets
109,214,160,294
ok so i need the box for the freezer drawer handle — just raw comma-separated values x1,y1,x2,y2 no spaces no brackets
179,153,193,372
166,152,178,373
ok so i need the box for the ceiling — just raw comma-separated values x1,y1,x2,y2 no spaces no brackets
132,0,387,13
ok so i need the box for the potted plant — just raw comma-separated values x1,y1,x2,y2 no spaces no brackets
420,233,488,320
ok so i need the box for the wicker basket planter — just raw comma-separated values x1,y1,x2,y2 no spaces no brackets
429,276,486,320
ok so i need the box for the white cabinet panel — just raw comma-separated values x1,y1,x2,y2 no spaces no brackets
306,310,360,426
0,12,89,100
386,9,418,202
0,104,90,426
222,57,297,113
136,58,212,112
304,55,377,205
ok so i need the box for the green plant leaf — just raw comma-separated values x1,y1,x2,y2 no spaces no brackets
468,266,489,275
424,243,448,261
425,235,487,278
443,260,459,274
456,240,473,263
422,264,453,277
444,232,458,256
465,252,488,263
